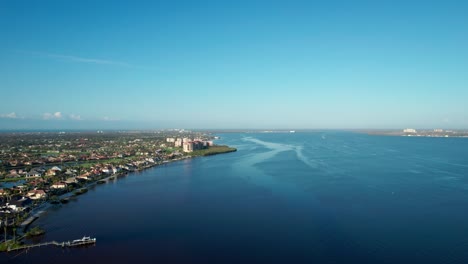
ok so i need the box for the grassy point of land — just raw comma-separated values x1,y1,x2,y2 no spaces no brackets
25,226,45,238
0,240,22,252
188,145,237,157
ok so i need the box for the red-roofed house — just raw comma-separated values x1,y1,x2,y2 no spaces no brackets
27,189,47,200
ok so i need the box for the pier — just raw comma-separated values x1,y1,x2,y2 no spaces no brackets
20,210,46,230
7,237,96,252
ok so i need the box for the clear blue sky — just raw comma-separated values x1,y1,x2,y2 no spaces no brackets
1,0,467,130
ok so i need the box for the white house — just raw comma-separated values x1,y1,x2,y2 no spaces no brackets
27,169,43,178
51,182,67,189
1,197,32,213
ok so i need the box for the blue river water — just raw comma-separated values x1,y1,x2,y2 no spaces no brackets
3,132,468,263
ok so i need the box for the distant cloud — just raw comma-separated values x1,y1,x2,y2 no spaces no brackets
69,114,83,120
43,112,63,120
0,112,18,119
22,50,133,67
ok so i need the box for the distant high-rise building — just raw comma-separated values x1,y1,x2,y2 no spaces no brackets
183,140,210,152
183,142,193,152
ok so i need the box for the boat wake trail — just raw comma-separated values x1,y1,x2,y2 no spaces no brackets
242,136,322,169
295,145,321,169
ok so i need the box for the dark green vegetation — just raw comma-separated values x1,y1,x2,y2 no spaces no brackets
73,188,88,196
49,195,60,204
25,226,45,237
189,145,237,157
0,240,22,252
0,177,25,183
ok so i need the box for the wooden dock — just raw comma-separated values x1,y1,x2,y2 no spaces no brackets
7,237,96,252
20,210,46,230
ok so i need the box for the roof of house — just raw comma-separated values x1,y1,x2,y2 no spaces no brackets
28,189,46,195
9,197,32,207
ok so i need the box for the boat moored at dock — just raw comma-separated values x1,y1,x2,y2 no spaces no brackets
70,236,96,245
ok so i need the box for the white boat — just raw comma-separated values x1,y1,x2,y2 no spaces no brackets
71,236,96,244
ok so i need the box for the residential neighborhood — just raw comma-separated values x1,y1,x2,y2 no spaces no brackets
0,130,235,235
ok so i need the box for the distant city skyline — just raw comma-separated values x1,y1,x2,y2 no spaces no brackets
1,1,467,129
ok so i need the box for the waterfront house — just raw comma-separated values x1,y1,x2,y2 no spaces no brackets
77,172,91,181
65,177,78,184
112,166,121,174
145,158,155,163
5,197,32,212
27,189,47,200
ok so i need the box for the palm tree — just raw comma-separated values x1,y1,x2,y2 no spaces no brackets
5,190,12,203
3,215,7,243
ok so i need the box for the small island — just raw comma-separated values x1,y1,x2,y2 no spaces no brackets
25,226,45,238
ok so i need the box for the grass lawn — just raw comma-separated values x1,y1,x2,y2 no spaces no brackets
0,176,26,182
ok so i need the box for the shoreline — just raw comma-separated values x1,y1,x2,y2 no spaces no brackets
11,147,237,247
357,130,468,138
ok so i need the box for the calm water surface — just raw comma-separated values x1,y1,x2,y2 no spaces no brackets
3,132,468,263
